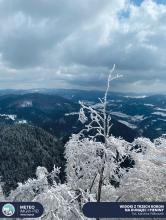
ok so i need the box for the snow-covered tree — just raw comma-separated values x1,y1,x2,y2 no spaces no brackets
32,183,87,220
115,136,166,202
9,166,49,202
8,166,88,220
65,66,133,204
65,134,132,202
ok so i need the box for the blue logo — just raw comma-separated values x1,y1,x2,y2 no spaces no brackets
2,203,15,217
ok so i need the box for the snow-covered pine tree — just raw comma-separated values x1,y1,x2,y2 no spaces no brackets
9,166,49,202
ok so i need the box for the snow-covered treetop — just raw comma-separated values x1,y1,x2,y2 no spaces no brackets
78,64,122,143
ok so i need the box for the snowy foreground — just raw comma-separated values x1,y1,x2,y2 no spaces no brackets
1,135,165,220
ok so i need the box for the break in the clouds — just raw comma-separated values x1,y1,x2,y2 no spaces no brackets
0,0,166,93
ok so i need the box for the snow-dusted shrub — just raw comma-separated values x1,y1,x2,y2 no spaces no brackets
115,136,166,202
8,166,88,220
65,134,132,201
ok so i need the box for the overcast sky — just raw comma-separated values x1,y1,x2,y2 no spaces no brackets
0,0,165,93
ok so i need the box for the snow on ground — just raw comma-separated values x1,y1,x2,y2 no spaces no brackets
144,104,154,107
131,115,144,122
155,107,166,112
158,118,166,122
17,120,27,124
118,120,137,129
92,103,104,109
110,112,130,119
0,114,17,120
0,114,28,124
152,112,166,117
156,128,162,131
125,95,147,99
111,112,144,120
20,101,33,107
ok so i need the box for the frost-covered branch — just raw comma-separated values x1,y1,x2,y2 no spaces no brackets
78,65,122,143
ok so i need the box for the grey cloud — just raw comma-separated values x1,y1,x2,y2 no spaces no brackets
0,0,112,68
0,0,165,92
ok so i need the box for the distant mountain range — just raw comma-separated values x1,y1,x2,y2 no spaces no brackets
0,90,165,140
0,92,139,142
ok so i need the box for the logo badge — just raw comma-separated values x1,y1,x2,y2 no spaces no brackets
2,203,15,217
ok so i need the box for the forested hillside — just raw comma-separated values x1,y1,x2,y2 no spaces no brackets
0,124,65,194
